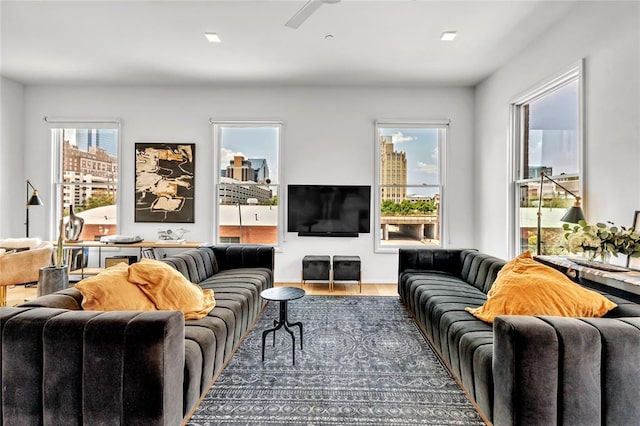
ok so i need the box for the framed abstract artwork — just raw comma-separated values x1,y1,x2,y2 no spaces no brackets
628,210,640,270
135,143,195,223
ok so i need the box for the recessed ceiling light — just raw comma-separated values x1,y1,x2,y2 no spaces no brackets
440,31,457,41
205,32,221,43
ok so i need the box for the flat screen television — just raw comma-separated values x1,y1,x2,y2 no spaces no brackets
287,185,371,237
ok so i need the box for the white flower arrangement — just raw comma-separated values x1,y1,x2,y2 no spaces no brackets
562,220,640,259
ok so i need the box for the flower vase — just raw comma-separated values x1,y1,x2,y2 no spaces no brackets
583,250,610,265
38,265,69,296
583,251,598,262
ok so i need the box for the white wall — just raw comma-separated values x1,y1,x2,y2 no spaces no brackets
474,1,640,259
21,85,475,282
0,77,27,238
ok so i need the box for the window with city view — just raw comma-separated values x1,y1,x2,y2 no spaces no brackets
52,124,119,242
375,123,445,250
513,66,582,255
213,122,281,245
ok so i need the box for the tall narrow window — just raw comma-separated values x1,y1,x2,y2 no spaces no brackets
212,122,281,245
50,121,120,241
512,65,582,255
375,122,446,251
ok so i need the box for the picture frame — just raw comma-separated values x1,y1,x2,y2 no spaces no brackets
628,210,640,270
135,142,195,223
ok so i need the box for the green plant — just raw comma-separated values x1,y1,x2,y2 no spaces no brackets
380,199,437,216
562,220,640,258
55,218,65,267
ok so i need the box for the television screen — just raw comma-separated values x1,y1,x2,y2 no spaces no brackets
287,185,371,236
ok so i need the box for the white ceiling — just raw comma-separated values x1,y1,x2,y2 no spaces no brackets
0,0,578,87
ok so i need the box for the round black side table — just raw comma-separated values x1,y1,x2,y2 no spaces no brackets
260,287,305,365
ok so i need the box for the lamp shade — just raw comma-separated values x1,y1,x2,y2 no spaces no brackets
561,205,585,224
27,190,44,206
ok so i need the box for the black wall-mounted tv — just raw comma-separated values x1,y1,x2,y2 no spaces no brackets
287,185,371,237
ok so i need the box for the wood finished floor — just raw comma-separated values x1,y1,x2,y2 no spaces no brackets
5,282,398,307
276,282,398,297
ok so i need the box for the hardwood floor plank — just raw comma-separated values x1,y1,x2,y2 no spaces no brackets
276,282,398,297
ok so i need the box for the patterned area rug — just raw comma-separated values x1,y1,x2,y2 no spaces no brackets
187,296,485,425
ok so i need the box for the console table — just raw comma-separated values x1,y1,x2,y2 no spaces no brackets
52,240,205,279
536,255,640,303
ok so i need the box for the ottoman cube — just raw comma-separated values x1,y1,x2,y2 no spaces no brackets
332,255,361,293
302,256,331,289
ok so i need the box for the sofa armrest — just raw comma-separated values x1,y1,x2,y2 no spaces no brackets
1,307,185,426
493,315,640,426
209,244,274,271
21,287,84,310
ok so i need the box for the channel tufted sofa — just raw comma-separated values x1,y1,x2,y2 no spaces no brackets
398,248,640,425
0,244,273,425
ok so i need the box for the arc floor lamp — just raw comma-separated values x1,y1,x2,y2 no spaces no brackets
536,172,585,255
25,179,44,237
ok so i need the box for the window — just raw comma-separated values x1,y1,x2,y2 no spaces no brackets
50,120,120,241
511,65,583,255
375,122,447,251
212,122,282,245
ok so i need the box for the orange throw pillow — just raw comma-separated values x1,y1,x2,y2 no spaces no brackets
75,263,157,311
128,258,215,320
466,252,617,323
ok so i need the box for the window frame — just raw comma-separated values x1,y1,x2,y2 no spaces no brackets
374,120,449,253
210,120,284,247
47,117,121,241
509,61,584,256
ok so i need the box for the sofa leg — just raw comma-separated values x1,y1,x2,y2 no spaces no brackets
0,286,6,306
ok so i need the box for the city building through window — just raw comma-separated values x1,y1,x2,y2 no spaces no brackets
375,122,446,251
212,122,281,245
511,64,583,255
50,121,120,242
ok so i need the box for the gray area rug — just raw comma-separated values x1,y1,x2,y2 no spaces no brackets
187,296,485,425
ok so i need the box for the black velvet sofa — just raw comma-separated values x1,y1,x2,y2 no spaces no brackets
0,244,273,425
398,248,640,425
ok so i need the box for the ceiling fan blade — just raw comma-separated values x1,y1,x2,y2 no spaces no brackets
285,0,323,29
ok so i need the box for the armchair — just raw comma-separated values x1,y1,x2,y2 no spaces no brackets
0,239,54,306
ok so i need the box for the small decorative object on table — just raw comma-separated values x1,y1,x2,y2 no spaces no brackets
157,227,189,243
65,204,85,242
562,219,640,269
